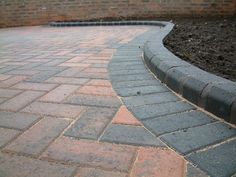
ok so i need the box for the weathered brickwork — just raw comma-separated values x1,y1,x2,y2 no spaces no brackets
0,0,235,27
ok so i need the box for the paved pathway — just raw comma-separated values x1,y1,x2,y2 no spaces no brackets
0,26,235,177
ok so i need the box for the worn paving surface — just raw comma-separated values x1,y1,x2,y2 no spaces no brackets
0,25,235,177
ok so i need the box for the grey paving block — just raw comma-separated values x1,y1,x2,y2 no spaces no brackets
0,66,19,74
186,164,208,177
74,72,109,80
34,66,67,72
64,107,117,140
43,58,70,66
110,74,154,82
116,85,168,97
112,79,161,89
0,152,76,177
116,47,140,51
117,47,140,51
112,58,140,63
0,111,40,130
143,110,216,136
0,98,7,104
65,94,121,108
0,128,20,148
130,101,194,120
109,64,145,71
26,70,61,82
110,69,147,76
112,57,139,62
109,61,143,67
161,122,236,155
101,124,165,147
123,92,179,107
6,69,39,76
18,62,42,70
114,51,142,56
187,139,236,177
91,63,108,68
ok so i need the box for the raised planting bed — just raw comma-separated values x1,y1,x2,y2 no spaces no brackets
164,18,236,82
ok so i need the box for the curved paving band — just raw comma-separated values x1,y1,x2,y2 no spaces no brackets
107,25,236,177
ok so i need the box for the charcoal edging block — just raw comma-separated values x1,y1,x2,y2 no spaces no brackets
142,22,236,125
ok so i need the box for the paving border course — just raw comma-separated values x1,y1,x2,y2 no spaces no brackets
49,21,166,27
142,22,236,125
50,20,236,125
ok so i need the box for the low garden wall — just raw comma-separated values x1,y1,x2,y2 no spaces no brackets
0,0,235,27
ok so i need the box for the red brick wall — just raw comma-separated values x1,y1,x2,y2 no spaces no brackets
0,0,235,27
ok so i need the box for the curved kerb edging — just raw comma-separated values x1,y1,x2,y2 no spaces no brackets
50,21,236,125
49,21,166,27
143,22,236,125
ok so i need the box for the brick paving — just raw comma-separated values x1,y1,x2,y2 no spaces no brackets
0,25,235,177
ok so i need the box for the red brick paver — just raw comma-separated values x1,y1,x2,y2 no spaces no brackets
77,85,117,96
41,136,137,172
86,79,112,87
131,148,186,177
75,167,127,177
46,76,89,85
22,102,85,118
0,76,27,88
0,88,22,98
83,67,108,73
0,128,20,148
12,82,57,91
56,67,85,77
0,91,45,111
112,105,142,126
0,74,11,81
0,152,76,177
39,84,80,102
4,117,71,156
60,63,91,68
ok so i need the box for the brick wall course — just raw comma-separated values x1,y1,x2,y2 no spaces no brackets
0,0,235,27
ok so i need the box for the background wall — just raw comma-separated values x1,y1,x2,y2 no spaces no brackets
0,0,235,28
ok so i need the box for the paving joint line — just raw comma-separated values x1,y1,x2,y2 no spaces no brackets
1,115,44,154
141,53,236,127
38,108,87,158
97,105,120,141
185,136,236,157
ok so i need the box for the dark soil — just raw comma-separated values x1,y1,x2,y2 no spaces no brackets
164,18,236,81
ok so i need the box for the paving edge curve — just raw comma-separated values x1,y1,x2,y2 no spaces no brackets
49,20,236,125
